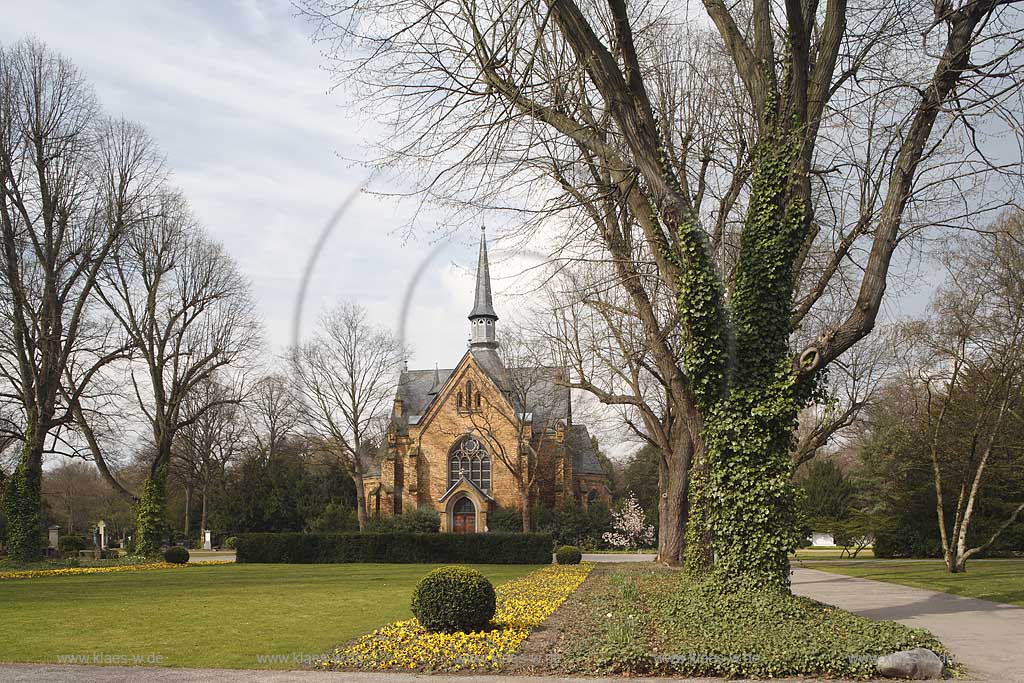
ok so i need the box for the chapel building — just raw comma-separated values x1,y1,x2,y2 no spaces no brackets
363,229,611,532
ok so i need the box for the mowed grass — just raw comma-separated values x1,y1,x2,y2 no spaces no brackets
812,559,1024,606
0,562,539,669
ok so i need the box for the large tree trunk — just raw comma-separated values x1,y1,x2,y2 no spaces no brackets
353,470,367,531
2,422,46,563
657,437,692,566
698,389,803,591
183,484,192,539
520,483,532,533
200,481,209,542
137,442,171,556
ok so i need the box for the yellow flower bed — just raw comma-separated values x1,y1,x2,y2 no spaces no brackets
0,560,232,581
321,563,593,672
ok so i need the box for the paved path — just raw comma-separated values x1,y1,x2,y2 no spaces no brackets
582,552,655,562
791,567,1024,682
187,551,236,563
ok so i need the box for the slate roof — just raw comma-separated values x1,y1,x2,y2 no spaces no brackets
566,424,605,475
392,348,571,428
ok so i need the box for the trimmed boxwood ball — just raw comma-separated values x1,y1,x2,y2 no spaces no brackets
164,546,190,564
555,545,582,565
411,565,496,633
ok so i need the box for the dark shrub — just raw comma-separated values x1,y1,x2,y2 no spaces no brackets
486,506,522,532
235,532,553,564
58,535,87,556
164,546,190,564
411,566,496,632
532,498,611,548
363,516,399,533
306,503,359,533
555,545,582,564
222,536,238,550
364,507,441,534
395,506,440,533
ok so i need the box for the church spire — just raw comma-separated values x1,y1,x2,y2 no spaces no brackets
468,226,498,349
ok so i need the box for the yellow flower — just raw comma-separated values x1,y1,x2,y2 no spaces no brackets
319,563,593,672
0,561,232,581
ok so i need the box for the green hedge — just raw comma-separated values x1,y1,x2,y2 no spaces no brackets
235,532,553,564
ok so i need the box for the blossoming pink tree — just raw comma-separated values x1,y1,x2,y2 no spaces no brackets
602,495,655,550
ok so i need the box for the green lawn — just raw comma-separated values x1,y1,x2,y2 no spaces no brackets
812,559,1024,606
0,562,539,669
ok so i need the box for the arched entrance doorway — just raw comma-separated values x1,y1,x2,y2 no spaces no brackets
452,497,476,534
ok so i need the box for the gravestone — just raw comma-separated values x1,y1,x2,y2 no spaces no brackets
202,529,212,550
97,520,107,550
47,525,60,550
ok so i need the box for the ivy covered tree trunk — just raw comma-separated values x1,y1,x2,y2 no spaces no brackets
136,467,169,557
1,425,46,563
672,127,809,591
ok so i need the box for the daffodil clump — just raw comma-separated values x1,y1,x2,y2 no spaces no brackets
322,562,593,672
0,560,232,581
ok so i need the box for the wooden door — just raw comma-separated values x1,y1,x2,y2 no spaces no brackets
452,497,475,533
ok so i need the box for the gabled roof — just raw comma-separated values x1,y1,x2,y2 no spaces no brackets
438,475,495,503
566,424,605,475
391,347,571,430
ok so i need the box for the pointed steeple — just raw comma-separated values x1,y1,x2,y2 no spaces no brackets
469,225,497,320
468,226,498,349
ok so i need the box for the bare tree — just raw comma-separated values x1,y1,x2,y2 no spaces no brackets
791,331,893,467
289,302,402,530
75,193,260,554
172,376,245,541
897,213,1024,572
0,38,164,560
302,0,1024,588
245,373,302,462
535,259,694,564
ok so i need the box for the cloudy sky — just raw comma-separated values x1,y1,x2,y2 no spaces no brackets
2,0,496,373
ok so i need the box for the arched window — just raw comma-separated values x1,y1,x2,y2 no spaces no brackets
448,436,491,491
